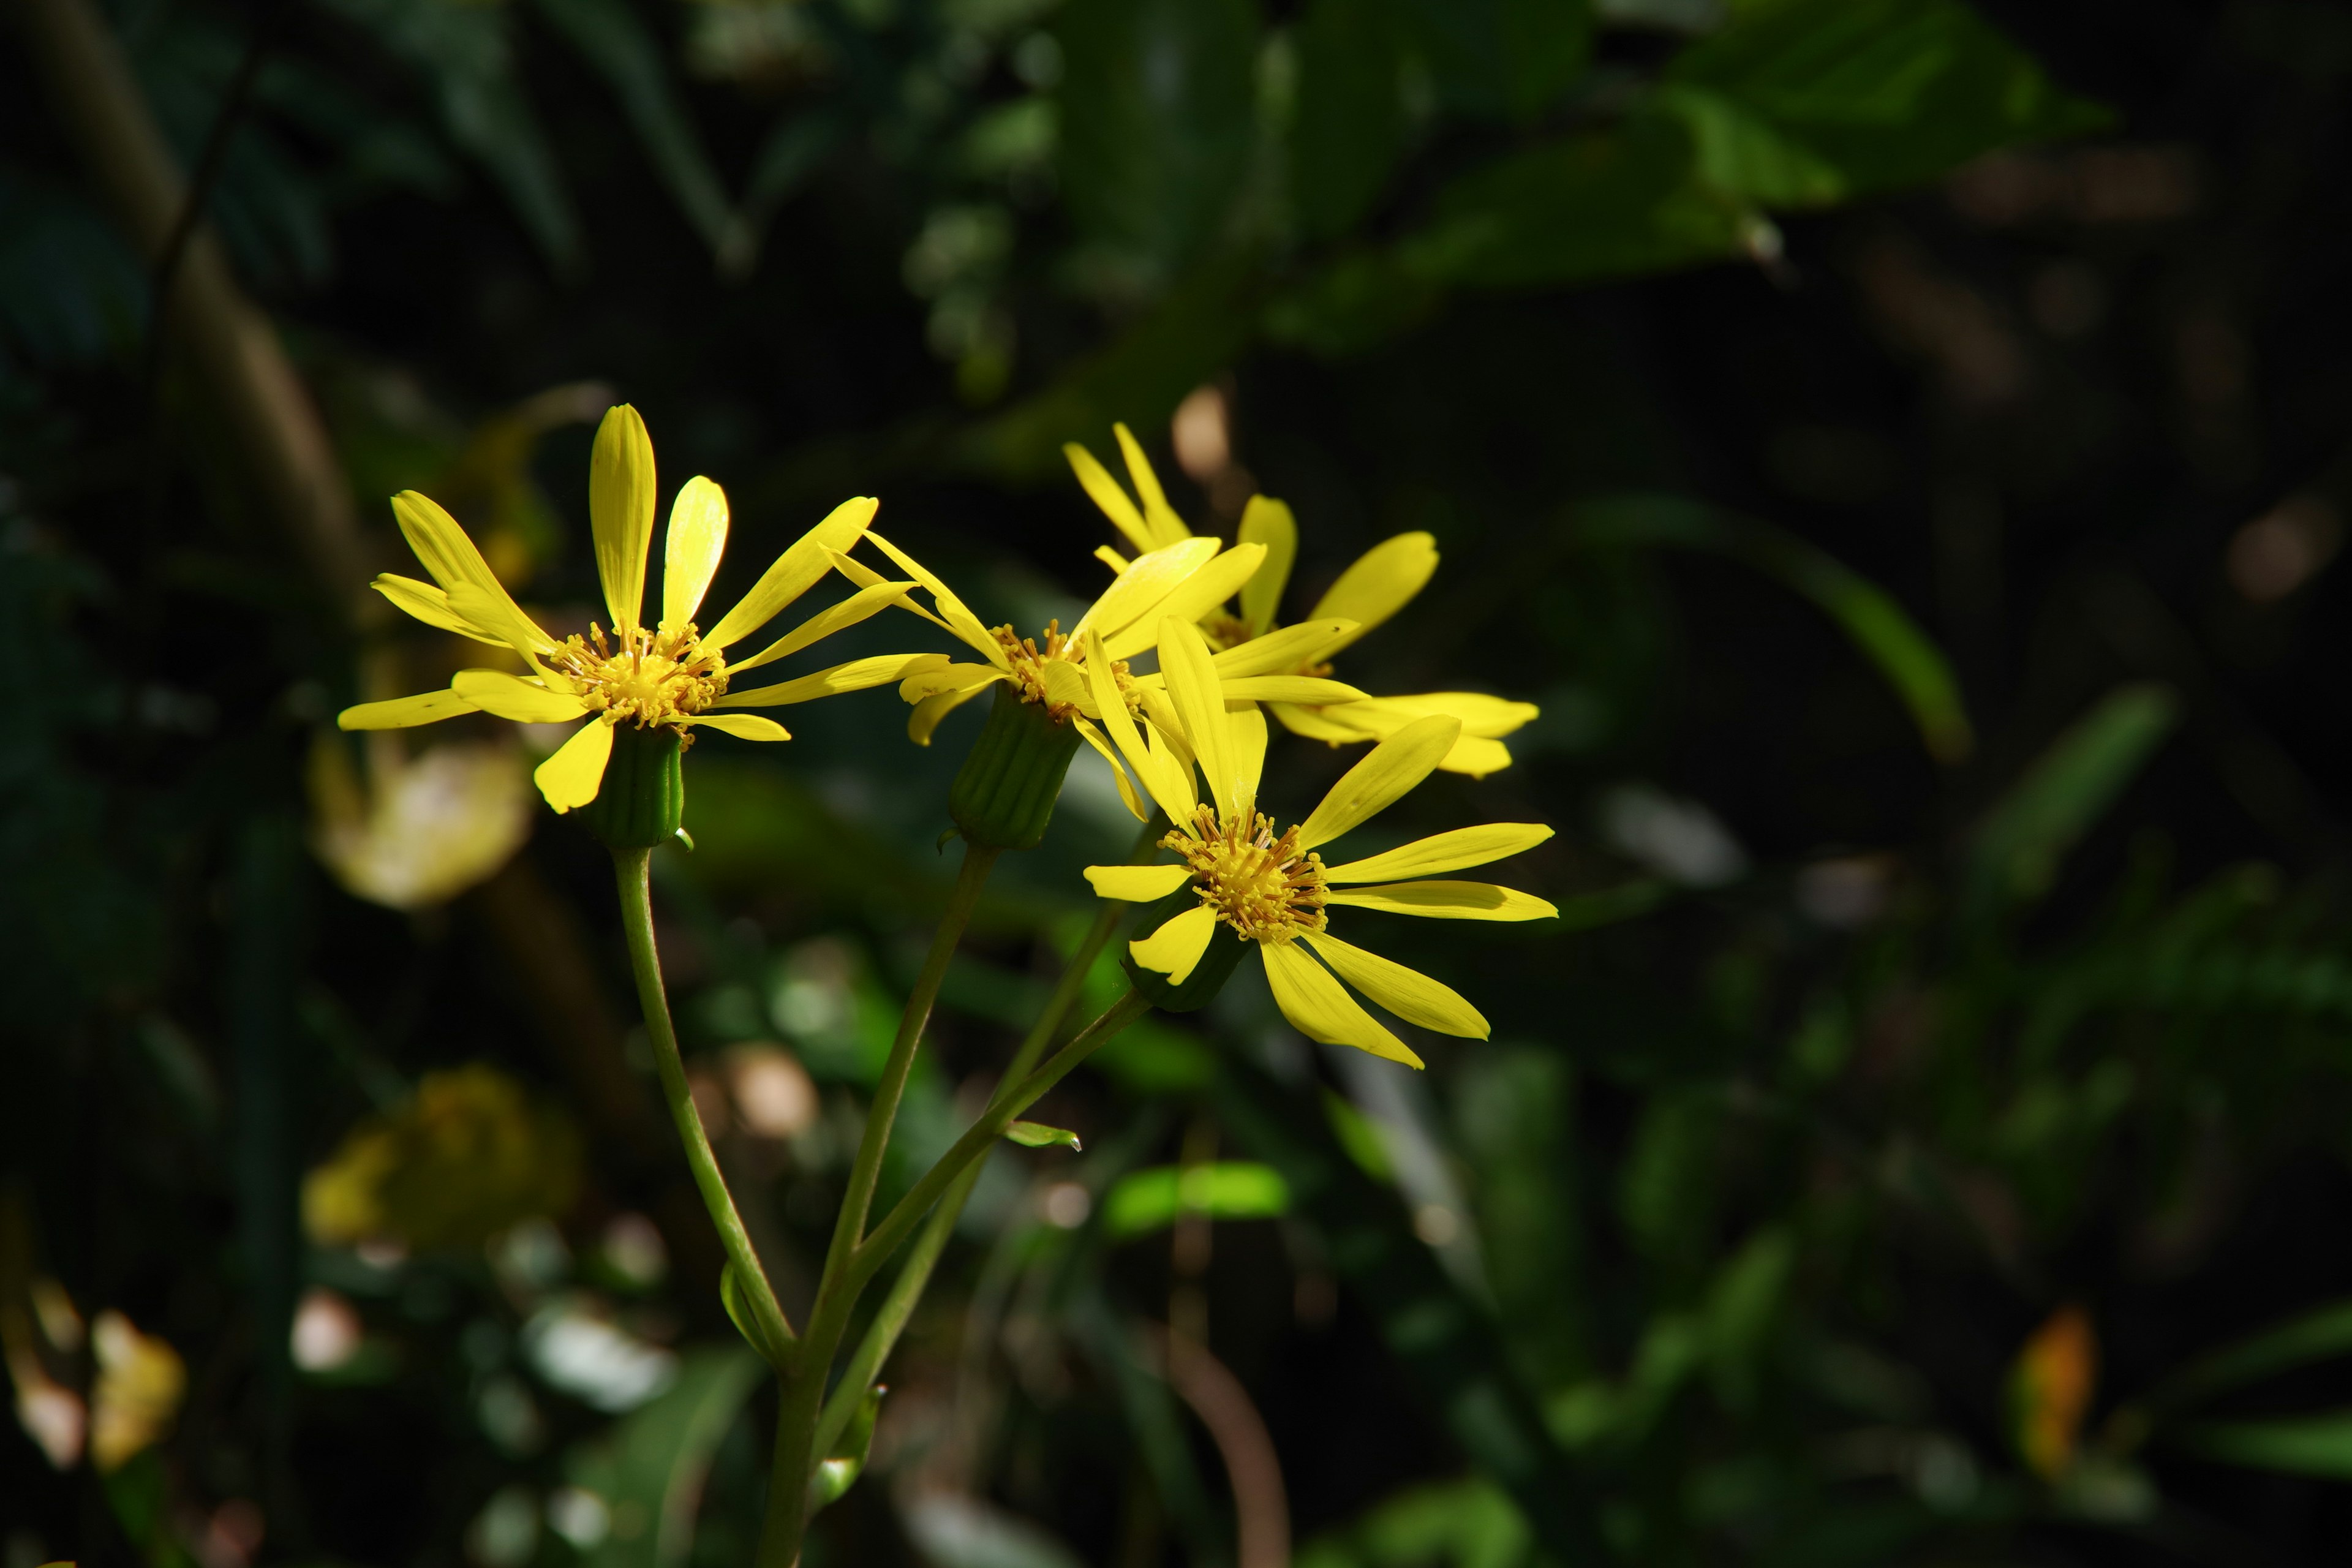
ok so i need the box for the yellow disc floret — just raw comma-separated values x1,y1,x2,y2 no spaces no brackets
547,620,728,733
993,619,1139,722
1167,805,1329,945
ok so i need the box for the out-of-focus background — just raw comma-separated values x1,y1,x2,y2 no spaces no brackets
12,0,2352,1562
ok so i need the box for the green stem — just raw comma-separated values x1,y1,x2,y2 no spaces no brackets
811,895,1133,1458
611,846,794,1360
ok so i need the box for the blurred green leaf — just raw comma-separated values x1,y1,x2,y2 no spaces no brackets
1398,0,1593,125
1291,0,1409,241
1007,1120,1084,1151
1566,494,1975,763
1102,1161,1290,1237
807,1382,883,1513
718,1261,783,1365
568,1345,767,1568
1967,684,2179,918
1056,0,1259,286
2142,1298,2352,1417
1296,1476,1531,1568
2174,1411,2352,1479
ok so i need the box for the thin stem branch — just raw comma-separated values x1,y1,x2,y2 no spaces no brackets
811,894,1133,1458
611,846,795,1361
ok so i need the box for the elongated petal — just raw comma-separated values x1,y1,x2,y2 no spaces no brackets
1084,628,1193,826
689,712,791,741
451,669,591,723
1261,943,1421,1067
1143,693,1199,821
900,663,1006,704
1231,703,1267,810
729,580,915,674
1129,903,1218,983
829,545,1002,665
589,404,657,634
337,688,478,730
1041,658,1093,714
533,718,614,812
1303,933,1487,1038
1085,863,1194,902
1220,676,1367,705
1159,618,1236,816
663,476,729,627
855,530,1003,661
1324,882,1559,921
1075,717,1149,821
1095,544,1131,574
1210,619,1357,680
1297,714,1461,850
1237,496,1297,636
1319,692,1540,740
703,497,878,649
1071,537,1219,643
448,580,559,661
1324,824,1552,884
1101,543,1267,659
371,574,502,644
1115,422,1190,549
1268,700,1361,742
1308,532,1438,655
390,491,500,597
1440,736,1514,777
910,682,992,745
722,652,950,707
1066,440,1155,556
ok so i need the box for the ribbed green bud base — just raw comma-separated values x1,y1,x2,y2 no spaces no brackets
580,723,685,848
949,685,1083,850
1120,888,1248,1012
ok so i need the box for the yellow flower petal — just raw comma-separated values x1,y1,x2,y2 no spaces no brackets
1297,714,1461,850
722,652,951,707
1267,700,1361,743
1261,943,1422,1066
1065,440,1156,556
1440,736,1514,777
371,573,505,646
1075,717,1150,820
1041,658,1092,714
703,497,878,649
589,404,657,635
1129,903,1219,984
1084,628,1194,826
689,713,791,741
1308,532,1438,656
1207,619,1359,680
828,544,1002,665
1237,496,1297,636
910,682,993,745
533,718,614,813
448,580,560,663
1324,881,1559,921
1072,537,1219,644
1102,543,1267,660
729,579,916,674
337,689,479,730
1303,932,1488,1038
1220,676,1368,706
1095,544,1131,574
1323,824,1551,884
662,476,729,628
1231,703,1267,808
900,663,1006,704
1114,422,1191,549
1321,692,1540,739
390,491,502,598
854,530,1005,663
451,669,591,723
1085,863,1194,902
1159,618,1238,816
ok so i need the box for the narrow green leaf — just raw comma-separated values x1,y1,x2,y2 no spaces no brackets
1967,684,2179,916
807,1384,884,1513
2175,1411,2352,1479
1102,1161,1291,1237
718,1261,780,1364
1007,1120,1083,1152
2144,1299,2352,1416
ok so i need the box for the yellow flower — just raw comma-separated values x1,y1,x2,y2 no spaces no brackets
833,527,1364,806
90,1310,184,1474
338,404,948,812
1079,617,1556,1066
1066,424,1539,776
308,735,533,910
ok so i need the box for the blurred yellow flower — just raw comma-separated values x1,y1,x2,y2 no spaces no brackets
90,1310,184,1474
2011,1304,2097,1480
304,1065,582,1253
1080,619,1555,1065
339,404,946,812
1067,425,1539,776
307,734,533,910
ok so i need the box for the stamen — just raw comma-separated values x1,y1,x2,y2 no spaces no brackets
1163,804,1328,946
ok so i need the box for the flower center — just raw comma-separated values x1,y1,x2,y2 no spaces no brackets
1166,805,1328,945
547,621,728,730
993,620,1137,722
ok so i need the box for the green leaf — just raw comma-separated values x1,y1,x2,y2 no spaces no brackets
532,0,737,261
1295,1476,1531,1568
1565,494,1975,764
565,1346,767,1568
1662,0,2110,203
2174,1411,2352,1479
1291,0,1410,240
1324,1088,1396,1184
1396,0,1593,125
1967,684,2179,917
1006,1120,1083,1151
807,1383,884,1513
1056,0,1259,285
2143,1298,2352,1417
1102,1161,1291,1237
717,1261,780,1364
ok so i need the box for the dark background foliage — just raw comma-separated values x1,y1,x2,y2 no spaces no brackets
11,0,2352,1564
